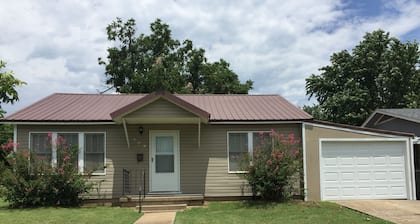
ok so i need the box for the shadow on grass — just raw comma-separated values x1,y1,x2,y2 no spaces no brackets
0,198,83,211
239,199,322,209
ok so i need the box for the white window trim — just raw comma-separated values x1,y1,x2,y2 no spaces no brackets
28,131,106,176
227,131,272,174
78,133,85,174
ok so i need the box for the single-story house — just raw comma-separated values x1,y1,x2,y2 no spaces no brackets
362,108,420,199
2,91,417,201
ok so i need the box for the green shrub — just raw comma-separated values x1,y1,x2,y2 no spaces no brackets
242,130,302,201
0,137,92,207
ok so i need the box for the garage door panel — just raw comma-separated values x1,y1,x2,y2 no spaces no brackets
374,157,387,165
357,157,370,165
324,172,339,181
341,172,356,180
390,171,404,179
374,172,387,180
390,156,404,164
320,141,407,200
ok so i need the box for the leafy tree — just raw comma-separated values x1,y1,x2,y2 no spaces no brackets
0,60,25,117
99,18,253,94
0,60,25,165
305,30,420,125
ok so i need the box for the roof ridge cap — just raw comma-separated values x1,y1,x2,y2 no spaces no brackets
175,94,281,96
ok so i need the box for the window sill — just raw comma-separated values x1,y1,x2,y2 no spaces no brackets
83,172,106,176
228,171,249,174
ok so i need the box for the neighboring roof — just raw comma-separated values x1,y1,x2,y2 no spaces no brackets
375,109,420,122
362,108,420,127
3,91,312,123
308,120,415,138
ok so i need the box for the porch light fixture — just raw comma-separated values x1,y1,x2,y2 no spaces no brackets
138,126,144,136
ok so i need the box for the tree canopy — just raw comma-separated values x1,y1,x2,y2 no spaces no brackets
0,60,25,164
99,18,253,94
0,60,25,118
305,30,420,125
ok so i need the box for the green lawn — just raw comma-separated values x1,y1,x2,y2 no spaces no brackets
175,201,393,224
0,199,141,224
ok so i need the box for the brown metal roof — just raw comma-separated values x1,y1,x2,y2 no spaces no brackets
177,94,311,121
4,92,312,122
4,93,143,122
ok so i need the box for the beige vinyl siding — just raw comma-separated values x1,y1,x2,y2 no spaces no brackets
201,124,302,197
125,99,197,119
304,124,389,201
15,123,302,199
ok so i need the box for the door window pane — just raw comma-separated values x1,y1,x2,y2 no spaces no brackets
156,155,174,172
156,136,173,154
155,136,174,173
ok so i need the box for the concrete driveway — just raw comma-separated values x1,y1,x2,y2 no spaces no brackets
335,200,420,224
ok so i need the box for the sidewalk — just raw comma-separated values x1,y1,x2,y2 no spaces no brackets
336,200,420,224
134,212,176,224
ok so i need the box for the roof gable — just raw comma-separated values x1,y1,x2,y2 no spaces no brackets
124,99,197,119
110,90,210,123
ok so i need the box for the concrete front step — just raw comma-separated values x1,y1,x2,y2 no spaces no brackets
137,203,187,213
120,194,204,207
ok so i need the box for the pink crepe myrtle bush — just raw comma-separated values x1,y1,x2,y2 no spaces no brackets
0,140,18,166
241,130,303,201
0,135,92,207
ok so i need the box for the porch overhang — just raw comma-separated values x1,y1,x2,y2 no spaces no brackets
121,117,203,149
122,117,207,124
113,91,210,149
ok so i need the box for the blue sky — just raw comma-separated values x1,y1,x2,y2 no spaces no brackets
0,0,419,115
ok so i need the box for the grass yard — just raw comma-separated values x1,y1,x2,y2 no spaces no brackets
175,201,393,224
0,199,141,224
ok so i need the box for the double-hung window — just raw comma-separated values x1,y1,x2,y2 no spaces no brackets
29,132,105,174
57,133,79,166
30,133,52,162
84,133,105,173
228,131,273,173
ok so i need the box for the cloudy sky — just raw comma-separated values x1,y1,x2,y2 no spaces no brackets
1,0,420,115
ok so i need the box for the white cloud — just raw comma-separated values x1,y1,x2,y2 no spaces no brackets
1,0,420,114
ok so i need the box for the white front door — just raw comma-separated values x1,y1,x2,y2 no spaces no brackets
150,130,180,192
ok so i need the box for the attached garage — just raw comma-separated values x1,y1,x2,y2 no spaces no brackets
304,121,416,201
320,140,408,200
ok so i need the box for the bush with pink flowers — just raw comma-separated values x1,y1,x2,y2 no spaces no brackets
0,140,17,166
242,130,303,201
0,136,92,207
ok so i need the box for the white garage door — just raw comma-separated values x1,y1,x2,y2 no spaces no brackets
320,141,408,200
